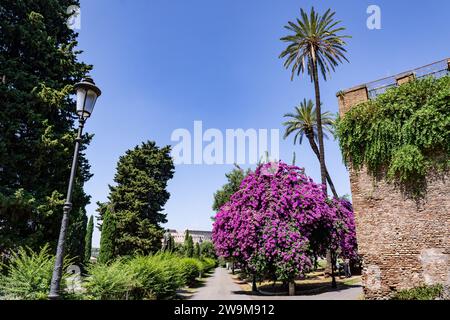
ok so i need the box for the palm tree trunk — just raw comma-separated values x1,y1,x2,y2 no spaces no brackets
311,52,327,197
305,133,339,199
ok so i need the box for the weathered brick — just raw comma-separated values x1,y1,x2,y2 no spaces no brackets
338,72,450,299
349,167,450,299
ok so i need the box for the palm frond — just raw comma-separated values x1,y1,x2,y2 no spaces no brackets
279,7,350,81
282,99,336,144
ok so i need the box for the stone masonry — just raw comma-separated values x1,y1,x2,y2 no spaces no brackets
337,59,450,299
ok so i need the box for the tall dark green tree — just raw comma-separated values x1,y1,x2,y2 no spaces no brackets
194,242,201,258
98,205,115,264
166,233,175,252
84,215,94,264
200,241,216,259
212,165,249,212
0,0,92,259
99,141,175,258
184,233,194,258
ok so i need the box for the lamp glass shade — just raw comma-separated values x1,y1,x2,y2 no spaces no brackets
75,78,101,119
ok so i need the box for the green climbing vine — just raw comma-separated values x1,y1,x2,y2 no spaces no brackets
336,76,450,195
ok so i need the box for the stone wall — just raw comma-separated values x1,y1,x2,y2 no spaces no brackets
337,62,450,299
349,168,450,298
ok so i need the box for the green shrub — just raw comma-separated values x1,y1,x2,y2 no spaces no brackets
127,254,184,300
85,253,191,300
201,258,217,272
392,284,444,300
179,258,201,285
0,244,70,300
200,241,217,259
84,260,136,300
84,253,211,300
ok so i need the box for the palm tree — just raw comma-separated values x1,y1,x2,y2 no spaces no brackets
280,7,350,197
283,99,338,199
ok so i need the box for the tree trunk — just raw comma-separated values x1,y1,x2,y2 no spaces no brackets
331,251,337,288
311,51,327,197
325,250,332,275
305,133,339,199
288,281,296,296
252,274,258,292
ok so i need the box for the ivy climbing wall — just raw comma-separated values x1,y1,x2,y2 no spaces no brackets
337,60,450,299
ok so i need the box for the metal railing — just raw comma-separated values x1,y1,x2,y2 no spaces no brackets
367,59,449,99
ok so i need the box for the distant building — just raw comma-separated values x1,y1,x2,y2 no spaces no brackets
168,229,212,244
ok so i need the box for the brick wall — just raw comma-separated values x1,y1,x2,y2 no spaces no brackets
338,68,450,299
349,168,450,298
337,85,368,117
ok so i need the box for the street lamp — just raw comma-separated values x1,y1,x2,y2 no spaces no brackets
48,77,101,300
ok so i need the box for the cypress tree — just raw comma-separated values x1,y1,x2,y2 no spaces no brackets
0,0,92,258
185,235,194,258
98,207,115,264
194,242,201,258
98,141,174,258
84,215,94,264
169,234,175,252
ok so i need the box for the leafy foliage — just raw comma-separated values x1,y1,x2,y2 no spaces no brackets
392,284,444,300
184,232,194,258
126,254,184,300
85,253,215,300
98,141,175,258
98,205,116,264
84,259,135,300
194,242,201,258
336,76,450,193
212,165,249,212
200,241,217,259
0,244,71,300
84,216,94,264
179,257,202,285
0,0,92,259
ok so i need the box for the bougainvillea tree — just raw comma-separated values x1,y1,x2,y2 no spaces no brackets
212,162,357,286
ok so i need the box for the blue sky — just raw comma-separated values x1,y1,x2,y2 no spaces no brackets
77,0,450,246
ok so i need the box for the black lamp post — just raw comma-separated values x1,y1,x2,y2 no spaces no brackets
48,77,101,300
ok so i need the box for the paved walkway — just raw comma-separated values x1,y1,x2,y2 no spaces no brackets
191,267,252,300
191,268,362,300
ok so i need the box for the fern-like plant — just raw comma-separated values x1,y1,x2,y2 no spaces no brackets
0,244,70,300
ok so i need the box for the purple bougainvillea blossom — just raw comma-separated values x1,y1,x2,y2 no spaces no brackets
212,161,357,282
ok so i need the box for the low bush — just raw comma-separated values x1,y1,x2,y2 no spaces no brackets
201,258,217,272
392,284,444,300
179,257,201,285
127,254,184,300
0,244,71,300
84,253,215,300
84,260,135,300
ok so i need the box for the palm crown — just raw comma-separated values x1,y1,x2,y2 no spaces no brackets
279,7,350,81
283,99,335,145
